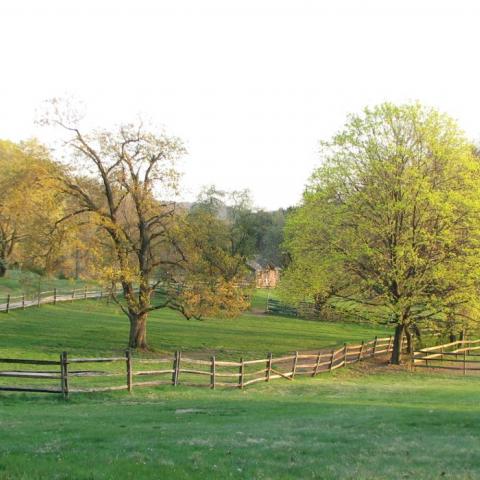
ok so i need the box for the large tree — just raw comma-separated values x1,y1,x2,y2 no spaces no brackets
282,103,480,363
44,106,251,349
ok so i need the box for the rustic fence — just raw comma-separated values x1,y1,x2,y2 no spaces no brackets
0,285,168,313
0,287,118,313
0,335,397,399
414,339,480,375
0,281,250,313
266,298,368,323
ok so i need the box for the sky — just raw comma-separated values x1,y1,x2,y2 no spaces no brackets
1,0,480,209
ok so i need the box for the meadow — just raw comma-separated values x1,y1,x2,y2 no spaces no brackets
1,368,479,479
0,296,390,359
0,291,479,479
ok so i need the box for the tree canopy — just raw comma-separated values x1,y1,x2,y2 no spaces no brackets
0,139,64,277
281,103,480,362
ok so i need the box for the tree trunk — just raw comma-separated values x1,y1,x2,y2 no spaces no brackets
390,323,405,365
0,261,6,278
128,312,148,350
405,327,414,356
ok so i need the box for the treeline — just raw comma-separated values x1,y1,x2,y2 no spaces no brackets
4,100,479,363
0,153,287,282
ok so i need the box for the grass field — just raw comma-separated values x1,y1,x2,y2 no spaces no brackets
0,297,390,359
1,366,479,479
1,293,479,479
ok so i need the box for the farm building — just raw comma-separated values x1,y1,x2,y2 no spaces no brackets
248,262,281,288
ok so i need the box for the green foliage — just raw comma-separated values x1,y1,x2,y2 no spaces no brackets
281,103,480,338
192,187,288,268
0,139,65,276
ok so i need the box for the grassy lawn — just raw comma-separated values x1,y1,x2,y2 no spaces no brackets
1,293,478,479
0,297,390,359
1,367,479,479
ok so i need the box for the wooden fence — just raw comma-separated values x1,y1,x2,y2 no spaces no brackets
0,281,251,314
0,336,397,398
414,340,480,375
0,287,120,313
266,298,367,323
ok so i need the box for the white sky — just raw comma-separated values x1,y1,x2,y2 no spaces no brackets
1,0,480,209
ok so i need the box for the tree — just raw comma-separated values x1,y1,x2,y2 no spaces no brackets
190,187,260,276
192,187,289,268
0,139,63,277
43,105,251,349
252,208,288,267
281,103,480,363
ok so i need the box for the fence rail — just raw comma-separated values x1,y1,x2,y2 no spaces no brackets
0,335,401,398
0,285,167,313
0,281,252,313
0,287,122,313
414,340,480,374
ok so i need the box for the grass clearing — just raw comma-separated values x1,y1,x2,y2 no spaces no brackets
1,368,479,479
0,298,390,359
1,292,478,479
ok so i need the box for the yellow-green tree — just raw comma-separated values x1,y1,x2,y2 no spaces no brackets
282,103,480,363
0,139,64,276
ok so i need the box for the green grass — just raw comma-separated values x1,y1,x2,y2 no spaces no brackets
1,369,480,479
1,294,478,479
0,297,389,359
249,288,278,311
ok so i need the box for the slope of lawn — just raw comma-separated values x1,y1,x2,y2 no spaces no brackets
1,366,480,479
0,295,390,360
3,292,479,479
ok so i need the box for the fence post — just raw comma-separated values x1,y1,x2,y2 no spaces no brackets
266,352,272,382
53,288,57,306
126,349,133,392
100,289,103,300
71,289,75,302
6,295,10,313
358,340,365,361
210,355,216,389
84,286,87,300
463,350,467,376
343,343,348,366
60,351,69,400
312,350,322,377
291,351,298,379
37,291,41,307
239,357,245,389
171,351,177,385
329,349,335,371
172,351,181,386
22,294,25,310
372,336,378,356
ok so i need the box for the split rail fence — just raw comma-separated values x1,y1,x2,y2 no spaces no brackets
0,287,121,313
414,339,480,375
0,335,397,398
